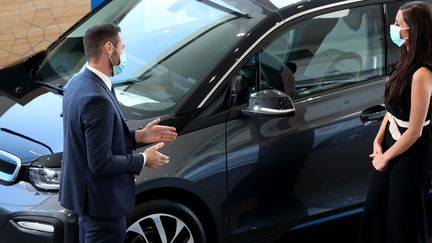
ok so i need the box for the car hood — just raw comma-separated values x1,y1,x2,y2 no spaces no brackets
0,92,63,164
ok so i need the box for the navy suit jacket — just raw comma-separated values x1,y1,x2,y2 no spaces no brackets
59,68,144,218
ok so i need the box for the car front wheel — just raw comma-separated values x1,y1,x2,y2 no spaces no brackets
125,199,206,243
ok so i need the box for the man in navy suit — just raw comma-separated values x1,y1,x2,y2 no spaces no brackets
60,23,177,243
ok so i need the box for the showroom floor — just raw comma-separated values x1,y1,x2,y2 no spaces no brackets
277,212,432,243
0,0,90,67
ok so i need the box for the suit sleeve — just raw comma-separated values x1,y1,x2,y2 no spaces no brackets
129,129,138,149
81,96,144,176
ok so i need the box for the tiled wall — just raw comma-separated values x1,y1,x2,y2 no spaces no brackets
0,0,90,68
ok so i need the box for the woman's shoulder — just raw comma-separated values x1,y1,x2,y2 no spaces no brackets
412,65,432,79
408,63,432,79
410,63,432,76
411,65,432,91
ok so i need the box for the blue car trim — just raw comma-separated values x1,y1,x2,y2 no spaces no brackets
289,207,364,231
0,149,21,183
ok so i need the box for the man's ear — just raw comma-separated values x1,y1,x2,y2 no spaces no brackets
104,41,113,53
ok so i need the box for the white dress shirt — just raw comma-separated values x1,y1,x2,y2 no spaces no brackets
87,65,112,91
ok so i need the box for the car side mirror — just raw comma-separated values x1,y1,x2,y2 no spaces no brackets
242,89,295,116
0,50,47,104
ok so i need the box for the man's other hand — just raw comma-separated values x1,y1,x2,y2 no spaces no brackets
143,142,170,169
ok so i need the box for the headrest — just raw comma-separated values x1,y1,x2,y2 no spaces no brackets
343,10,364,31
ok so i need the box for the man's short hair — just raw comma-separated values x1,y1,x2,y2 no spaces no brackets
83,23,121,61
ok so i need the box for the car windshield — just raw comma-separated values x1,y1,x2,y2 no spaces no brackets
36,0,259,119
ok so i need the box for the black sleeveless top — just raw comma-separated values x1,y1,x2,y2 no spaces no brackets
385,63,432,121
385,63,432,174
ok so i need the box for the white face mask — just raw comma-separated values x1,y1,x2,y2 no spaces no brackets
390,24,409,47
107,43,127,76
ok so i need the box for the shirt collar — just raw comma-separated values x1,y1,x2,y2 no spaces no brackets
86,64,112,91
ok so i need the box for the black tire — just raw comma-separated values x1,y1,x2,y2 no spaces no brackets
125,199,206,243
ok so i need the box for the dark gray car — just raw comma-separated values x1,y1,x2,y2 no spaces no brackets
0,0,425,242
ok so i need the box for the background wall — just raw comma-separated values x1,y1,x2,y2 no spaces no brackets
0,0,90,68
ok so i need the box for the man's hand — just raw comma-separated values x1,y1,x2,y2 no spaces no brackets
136,118,177,144
143,142,170,168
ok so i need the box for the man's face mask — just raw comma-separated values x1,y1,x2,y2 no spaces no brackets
390,24,410,47
107,43,127,76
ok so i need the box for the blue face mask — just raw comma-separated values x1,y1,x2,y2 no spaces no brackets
108,44,127,76
113,52,127,76
390,24,409,47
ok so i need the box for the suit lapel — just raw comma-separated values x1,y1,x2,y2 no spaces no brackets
83,69,128,125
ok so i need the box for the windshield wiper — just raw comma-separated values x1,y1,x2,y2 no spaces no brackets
197,0,250,18
34,81,64,95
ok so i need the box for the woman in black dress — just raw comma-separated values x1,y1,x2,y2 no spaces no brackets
359,1,432,243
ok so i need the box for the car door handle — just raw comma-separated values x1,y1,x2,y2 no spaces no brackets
360,105,386,126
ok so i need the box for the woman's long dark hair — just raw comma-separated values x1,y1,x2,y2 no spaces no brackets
385,1,432,106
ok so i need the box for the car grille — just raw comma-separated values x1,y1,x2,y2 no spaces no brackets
0,150,21,183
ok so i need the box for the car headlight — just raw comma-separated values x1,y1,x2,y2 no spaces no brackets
29,167,61,191
27,152,62,191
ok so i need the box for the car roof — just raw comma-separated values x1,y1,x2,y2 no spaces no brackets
222,0,381,17
252,0,308,11
214,0,304,17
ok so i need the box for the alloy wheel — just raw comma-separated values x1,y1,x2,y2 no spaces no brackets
126,213,194,243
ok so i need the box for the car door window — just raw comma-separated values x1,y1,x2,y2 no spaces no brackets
231,5,384,106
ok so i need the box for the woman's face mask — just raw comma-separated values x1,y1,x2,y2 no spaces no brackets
390,24,409,47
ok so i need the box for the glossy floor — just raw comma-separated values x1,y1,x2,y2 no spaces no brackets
278,211,432,243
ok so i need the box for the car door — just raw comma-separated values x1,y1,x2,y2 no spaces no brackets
226,3,386,242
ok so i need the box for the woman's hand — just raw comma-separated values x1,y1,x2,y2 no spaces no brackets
369,139,388,171
370,153,389,171
371,139,383,156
